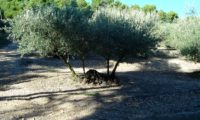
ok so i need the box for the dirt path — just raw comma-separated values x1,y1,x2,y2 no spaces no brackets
0,44,200,120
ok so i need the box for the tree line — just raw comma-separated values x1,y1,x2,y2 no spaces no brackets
0,0,178,22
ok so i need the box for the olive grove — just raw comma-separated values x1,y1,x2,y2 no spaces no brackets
2,0,200,84
7,3,162,83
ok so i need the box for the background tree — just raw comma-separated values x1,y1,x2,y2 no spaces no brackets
130,4,178,22
0,0,179,22
131,4,140,10
77,0,88,8
27,0,73,8
158,10,179,22
166,11,178,22
158,10,167,21
0,0,73,18
142,4,157,13
53,0,71,7
0,0,24,18
26,0,54,7
91,0,114,9
166,17,200,62
76,0,92,19
91,0,100,9
112,1,128,9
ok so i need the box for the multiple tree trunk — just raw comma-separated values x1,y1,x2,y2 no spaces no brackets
110,56,123,78
59,55,77,78
59,54,123,84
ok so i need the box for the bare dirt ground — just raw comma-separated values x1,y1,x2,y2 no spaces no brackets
0,44,200,120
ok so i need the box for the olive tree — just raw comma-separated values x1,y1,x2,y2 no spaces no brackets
89,8,116,76
90,7,161,78
62,1,92,75
167,17,200,62
8,5,79,76
8,3,94,77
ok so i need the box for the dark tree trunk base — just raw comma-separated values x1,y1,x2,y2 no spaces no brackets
78,69,120,85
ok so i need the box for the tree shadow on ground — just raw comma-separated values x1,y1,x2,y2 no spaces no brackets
1,44,200,119
0,54,59,92
0,53,113,91
138,58,181,72
0,56,60,91
0,86,118,101
76,59,200,120
16,54,114,72
0,51,112,94
0,74,47,91
1,70,200,120
0,86,118,119
78,70,200,120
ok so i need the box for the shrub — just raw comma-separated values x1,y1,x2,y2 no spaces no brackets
167,17,200,62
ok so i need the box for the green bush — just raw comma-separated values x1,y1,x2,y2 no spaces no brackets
166,17,200,62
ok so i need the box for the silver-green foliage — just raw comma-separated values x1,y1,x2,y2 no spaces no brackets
8,5,162,77
8,5,91,76
8,4,93,76
91,7,161,58
9,4,90,55
9,5,69,56
167,17,200,61
90,7,161,76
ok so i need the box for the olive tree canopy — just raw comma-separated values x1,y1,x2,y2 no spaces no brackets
8,5,79,76
90,7,161,77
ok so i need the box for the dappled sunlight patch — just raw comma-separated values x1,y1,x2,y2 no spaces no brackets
0,100,31,112
168,58,200,72
0,100,46,119
30,97,50,105
45,103,100,120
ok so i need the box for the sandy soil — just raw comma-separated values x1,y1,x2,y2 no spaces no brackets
0,44,200,120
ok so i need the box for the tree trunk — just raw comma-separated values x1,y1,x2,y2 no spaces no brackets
59,55,77,78
110,56,123,78
106,58,110,76
81,57,86,75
